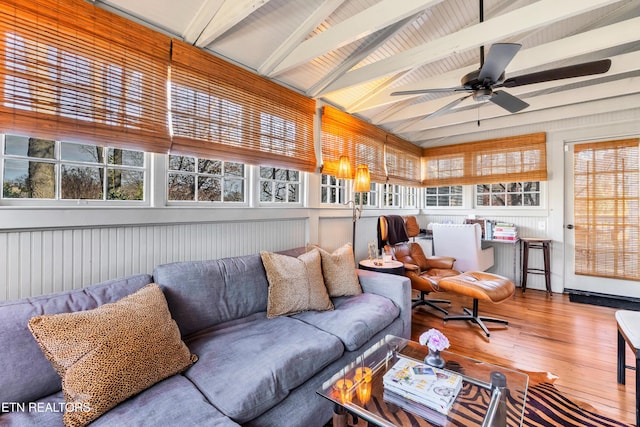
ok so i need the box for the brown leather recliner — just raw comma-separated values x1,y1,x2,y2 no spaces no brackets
379,216,459,314
381,216,516,338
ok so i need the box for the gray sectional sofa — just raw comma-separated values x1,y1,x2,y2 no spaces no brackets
0,248,411,426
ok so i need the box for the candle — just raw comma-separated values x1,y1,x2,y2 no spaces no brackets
334,378,353,404
355,367,372,382
354,369,372,404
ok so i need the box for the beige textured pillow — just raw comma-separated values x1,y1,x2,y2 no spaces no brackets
261,249,334,318
28,284,197,427
308,243,362,297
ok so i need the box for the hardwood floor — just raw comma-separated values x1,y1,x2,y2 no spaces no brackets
410,288,636,425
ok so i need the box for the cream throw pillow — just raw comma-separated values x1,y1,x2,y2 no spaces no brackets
261,249,334,318
28,284,197,427
308,243,362,297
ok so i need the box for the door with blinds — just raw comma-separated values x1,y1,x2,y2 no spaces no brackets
564,139,640,297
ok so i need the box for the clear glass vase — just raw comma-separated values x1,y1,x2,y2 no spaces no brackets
424,348,446,368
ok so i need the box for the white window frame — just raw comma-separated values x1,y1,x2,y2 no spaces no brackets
258,166,303,206
403,186,419,208
474,181,545,208
320,174,348,205
424,185,464,208
382,183,401,208
0,134,148,206
166,154,247,205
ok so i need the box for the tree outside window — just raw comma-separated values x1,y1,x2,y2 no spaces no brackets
476,182,540,207
168,155,245,202
259,167,300,203
2,135,144,201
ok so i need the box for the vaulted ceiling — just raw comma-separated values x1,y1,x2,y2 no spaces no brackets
96,0,640,147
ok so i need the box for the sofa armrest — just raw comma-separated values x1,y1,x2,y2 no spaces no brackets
357,269,411,339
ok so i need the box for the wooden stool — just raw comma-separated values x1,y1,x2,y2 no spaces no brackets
520,237,551,295
616,310,640,427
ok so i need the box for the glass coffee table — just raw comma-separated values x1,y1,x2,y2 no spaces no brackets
318,335,528,427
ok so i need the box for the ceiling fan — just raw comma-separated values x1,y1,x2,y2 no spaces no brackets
390,1,612,119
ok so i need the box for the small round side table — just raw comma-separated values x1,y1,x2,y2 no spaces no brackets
358,259,405,276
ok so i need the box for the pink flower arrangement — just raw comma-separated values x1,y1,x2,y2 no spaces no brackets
419,328,450,352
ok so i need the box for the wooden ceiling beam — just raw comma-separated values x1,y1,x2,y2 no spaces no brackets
259,0,347,76
192,0,273,47
270,0,444,76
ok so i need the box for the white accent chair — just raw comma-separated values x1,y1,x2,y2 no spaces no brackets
431,223,494,272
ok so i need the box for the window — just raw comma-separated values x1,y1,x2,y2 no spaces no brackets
383,183,401,207
356,182,377,208
476,182,540,207
2,134,144,201
573,139,639,280
168,155,245,202
422,133,547,186
425,186,462,207
404,187,418,208
0,0,171,153
259,167,300,203
169,40,316,171
321,174,347,205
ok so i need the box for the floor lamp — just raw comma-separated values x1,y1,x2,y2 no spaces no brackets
337,156,370,251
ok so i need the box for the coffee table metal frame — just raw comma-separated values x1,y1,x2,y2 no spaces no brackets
317,335,529,427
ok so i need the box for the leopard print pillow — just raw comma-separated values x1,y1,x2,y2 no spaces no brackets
28,283,197,427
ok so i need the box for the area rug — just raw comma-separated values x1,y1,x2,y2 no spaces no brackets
522,382,631,427
325,374,632,426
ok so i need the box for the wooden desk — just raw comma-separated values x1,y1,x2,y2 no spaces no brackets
359,259,405,276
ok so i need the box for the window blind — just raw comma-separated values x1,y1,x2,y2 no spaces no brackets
574,138,639,281
169,40,316,172
320,105,386,183
385,134,422,186
0,0,172,153
422,132,547,186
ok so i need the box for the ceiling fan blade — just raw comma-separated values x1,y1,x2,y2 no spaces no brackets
478,43,522,83
424,94,473,120
390,87,467,96
490,90,529,113
502,59,612,88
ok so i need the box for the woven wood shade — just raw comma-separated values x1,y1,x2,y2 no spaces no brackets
0,0,171,153
385,134,422,186
320,105,386,183
169,40,316,172
573,138,639,281
422,132,547,186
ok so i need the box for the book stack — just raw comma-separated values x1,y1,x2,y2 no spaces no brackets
492,223,518,241
382,356,463,417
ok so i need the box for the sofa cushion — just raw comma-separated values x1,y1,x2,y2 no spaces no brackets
308,243,362,297
0,375,239,427
28,284,197,427
293,293,400,351
0,274,152,407
184,312,344,423
261,249,334,318
153,254,271,336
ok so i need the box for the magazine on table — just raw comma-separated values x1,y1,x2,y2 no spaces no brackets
382,355,463,414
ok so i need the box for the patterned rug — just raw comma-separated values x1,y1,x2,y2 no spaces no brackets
522,382,631,427
326,375,632,426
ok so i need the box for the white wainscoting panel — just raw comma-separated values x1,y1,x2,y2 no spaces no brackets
0,219,307,301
